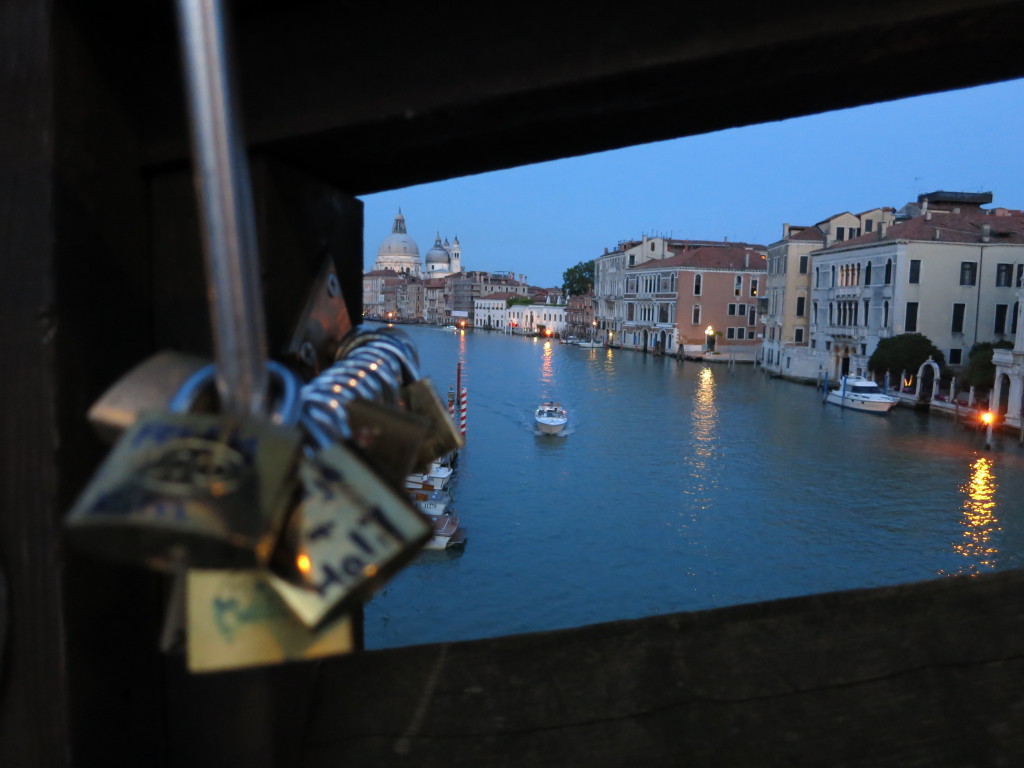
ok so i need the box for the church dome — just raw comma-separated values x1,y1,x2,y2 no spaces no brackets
377,210,419,259
425,233,450,264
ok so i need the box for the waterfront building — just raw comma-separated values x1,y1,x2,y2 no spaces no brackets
764,208,895,378
566,292,596,339
423,277,446,325
448,270,530,326
362,268,403,319
670,245,767,359
595,236,762,350
506,302,567,336
809,192,1024,383
474,292,520,331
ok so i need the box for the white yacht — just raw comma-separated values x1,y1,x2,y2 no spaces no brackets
825,375,898,414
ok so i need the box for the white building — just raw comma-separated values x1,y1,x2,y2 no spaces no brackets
809,194,1024,383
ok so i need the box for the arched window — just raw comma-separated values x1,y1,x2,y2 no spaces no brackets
693,273,702,296
831,265,837,286
865,262,872,285
884,300,890,327
692,304,701,325
829,302,834,324
885,258,893,284
1013,301,1020,336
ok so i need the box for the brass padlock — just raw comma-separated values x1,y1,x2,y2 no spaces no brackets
65,410,303,572
267,442,432,628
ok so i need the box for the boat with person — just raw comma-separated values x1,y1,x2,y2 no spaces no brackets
535,401,568,434
824,374,898,414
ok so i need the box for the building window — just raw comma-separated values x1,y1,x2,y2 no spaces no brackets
949,348,963,365
728,304,736,316
811,339,817,348
799,254,808,274
750,278,758,297
909,259,921,284
831,265,836,286
884,300,890,327
995,304,1008,334
815,267,820,287
734,275,742,296
627,303,635,321
836,226,845,241
693,274,702,296
1017,264,1024,288
692,305,701,325
748,306,756,326
997,263,1013,287
727,327,736,339
865,262,872,285
906,302,919,332
885,258,892,284
1014,302,1020,336
951,303,965,333
826,340,832,351
796,296,805,317
960,262,978,286
795,327,804,343
865,219,874,233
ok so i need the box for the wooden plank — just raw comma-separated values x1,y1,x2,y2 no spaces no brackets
299,570,1024,766
137,1,1024,195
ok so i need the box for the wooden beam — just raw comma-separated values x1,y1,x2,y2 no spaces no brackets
300,569,1024,766
138,0,1024,194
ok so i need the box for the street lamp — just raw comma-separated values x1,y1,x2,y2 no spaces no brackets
982,410,995,449
705,325,714,351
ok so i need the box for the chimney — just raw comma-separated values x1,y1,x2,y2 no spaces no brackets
933,228,940,240
982,224,991,242
922,198,929,214
925,211,932,221
878,222,888,239
745,252,749,268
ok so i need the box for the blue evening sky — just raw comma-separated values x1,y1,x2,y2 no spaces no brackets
362,78,1024,289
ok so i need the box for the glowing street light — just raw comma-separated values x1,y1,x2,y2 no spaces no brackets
982,410,995,449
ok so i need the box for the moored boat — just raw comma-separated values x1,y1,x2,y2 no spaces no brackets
412,489,466,549
825,375,898,414
535,401,568,434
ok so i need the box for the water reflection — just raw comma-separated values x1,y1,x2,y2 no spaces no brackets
540,340,553,384
684,366,720,511
945,455,1000,575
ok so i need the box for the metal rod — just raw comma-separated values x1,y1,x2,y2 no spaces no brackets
175,0,267,416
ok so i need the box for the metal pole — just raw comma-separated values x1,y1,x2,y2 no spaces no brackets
175,0,268,416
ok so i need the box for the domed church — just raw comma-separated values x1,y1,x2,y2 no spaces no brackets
372,210,462,278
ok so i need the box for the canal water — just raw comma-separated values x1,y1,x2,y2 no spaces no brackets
364,323,1024,650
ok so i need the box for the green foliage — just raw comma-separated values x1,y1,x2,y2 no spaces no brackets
506,296,532,308
868,333,945,377
562,260,595,297
962,340,1013,389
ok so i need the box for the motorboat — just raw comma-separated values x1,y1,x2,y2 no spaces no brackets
405,459,454,492
577,339,601,348
426,509,466,550
535,401,568,434
412,490,466,549
824,375,898,414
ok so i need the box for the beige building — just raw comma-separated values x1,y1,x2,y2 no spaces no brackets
764,208,895,378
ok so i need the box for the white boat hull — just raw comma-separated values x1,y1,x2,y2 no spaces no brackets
535,417,567,434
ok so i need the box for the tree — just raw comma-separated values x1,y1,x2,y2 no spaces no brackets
962,340,1013,389
868,333,945,378
562,260,595,297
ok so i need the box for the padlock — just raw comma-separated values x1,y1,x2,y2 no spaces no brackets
87,351,211,443
65,409,303,572
333,328,465,469
265,441,432,628
186,568,355,673
65,363,306,572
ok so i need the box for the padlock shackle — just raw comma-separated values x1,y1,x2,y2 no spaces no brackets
175,0,268,417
